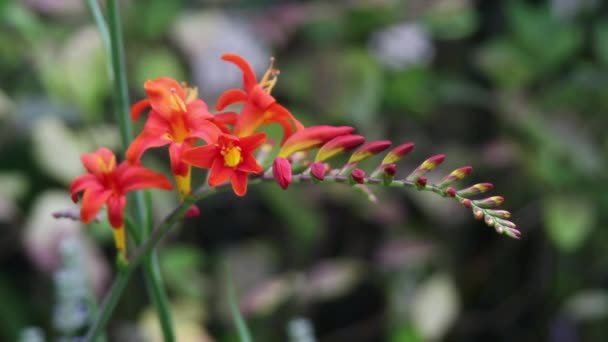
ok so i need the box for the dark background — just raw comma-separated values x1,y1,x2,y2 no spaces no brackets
1,0,607,341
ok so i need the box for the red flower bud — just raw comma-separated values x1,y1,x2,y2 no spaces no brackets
446,187,456,197
383,163,397,177
185,205,201,218
416,176,427,187
351,168,365,184
272,157,292,190
381,142,415,165
311,162,327,181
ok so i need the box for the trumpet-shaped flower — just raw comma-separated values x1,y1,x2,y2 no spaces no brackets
215,53,304,142
181,133,266,196
69,148,173,258
127,77,221,199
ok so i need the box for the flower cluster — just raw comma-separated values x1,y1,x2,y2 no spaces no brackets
69,54,519,258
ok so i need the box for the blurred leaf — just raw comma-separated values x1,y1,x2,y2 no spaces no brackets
410,273,460,341
509,1,582,73
390,323,423,342
0,275,29,342
138,300,213,342
133,49,186,88
329,50,383,127
476,38,534,89
40,26,109,120
544,195,596,252
130,0,181,39
423,1,479,40
593,21,608,66
346,5,398,42
32,116,86,185
160,245,205,299
563,290,608,322
259,186,323,246
384,65,435,117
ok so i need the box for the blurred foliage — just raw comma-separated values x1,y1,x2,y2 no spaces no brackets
1,0,608,341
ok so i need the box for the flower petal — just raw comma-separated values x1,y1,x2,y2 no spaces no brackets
231,171,248,196
118,164,173,192
69,174,100,202
106,195,127,228
222,53,257,91
126,129,170,164
215,88,248,111
80,187,112,224
81,148,117,174
169,143,191,176
144,77,187,114
181,145,218,169
208,158,233,186
186,99,212,118
131,99,150,121
239,132,267,152
187,118,221,144
237,153,263,174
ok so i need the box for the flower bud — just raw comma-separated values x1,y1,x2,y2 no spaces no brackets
311,162,327,181
272,157,292,190
351,168,365,184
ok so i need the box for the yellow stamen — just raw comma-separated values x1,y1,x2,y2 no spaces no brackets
169,88,188,112
96,155,116,174
260,57,280,94
223,145,242,167
112,225,126,259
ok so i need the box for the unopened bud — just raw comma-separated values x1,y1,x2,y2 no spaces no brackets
311,162,327,181
185,205,200,218
351,168,365,184
272,157,292,190
446,187,456,197
416,176,428,187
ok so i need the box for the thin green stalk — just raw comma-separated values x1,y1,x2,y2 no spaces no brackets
84,0,112,78
225,262,253,342
93,0,175,340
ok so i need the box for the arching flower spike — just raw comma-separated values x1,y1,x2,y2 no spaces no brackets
69,148,173,259
215,54,304,142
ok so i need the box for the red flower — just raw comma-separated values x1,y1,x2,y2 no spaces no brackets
127,77,221,199
69,148,173,258
215,54,304,142
181,133,266,196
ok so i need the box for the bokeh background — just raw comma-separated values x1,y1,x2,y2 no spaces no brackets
1,0,608,341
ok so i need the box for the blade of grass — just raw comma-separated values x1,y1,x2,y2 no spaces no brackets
225,262,253,342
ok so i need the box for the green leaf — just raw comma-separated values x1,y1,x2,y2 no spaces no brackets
476,38,535,89
133,49,186,88
225,262,252,342
384,65,435,117
594,22,608,66
544,195,596,252
160,245,205,299
423,3,479,40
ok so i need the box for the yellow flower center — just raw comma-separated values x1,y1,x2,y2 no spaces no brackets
222,145,242,168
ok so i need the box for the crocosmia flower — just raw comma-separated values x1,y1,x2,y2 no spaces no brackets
69,148,173,258
181,133,266,196
127,77,221,199
215,53,304,142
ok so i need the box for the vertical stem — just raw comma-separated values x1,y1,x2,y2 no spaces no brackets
102,0,175,341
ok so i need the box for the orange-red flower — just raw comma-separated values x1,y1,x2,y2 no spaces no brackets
181,133,266,196
69,148,173,258
215,53,304,142
127,77,222,199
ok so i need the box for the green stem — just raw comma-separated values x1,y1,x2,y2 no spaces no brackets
101,0,175,340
